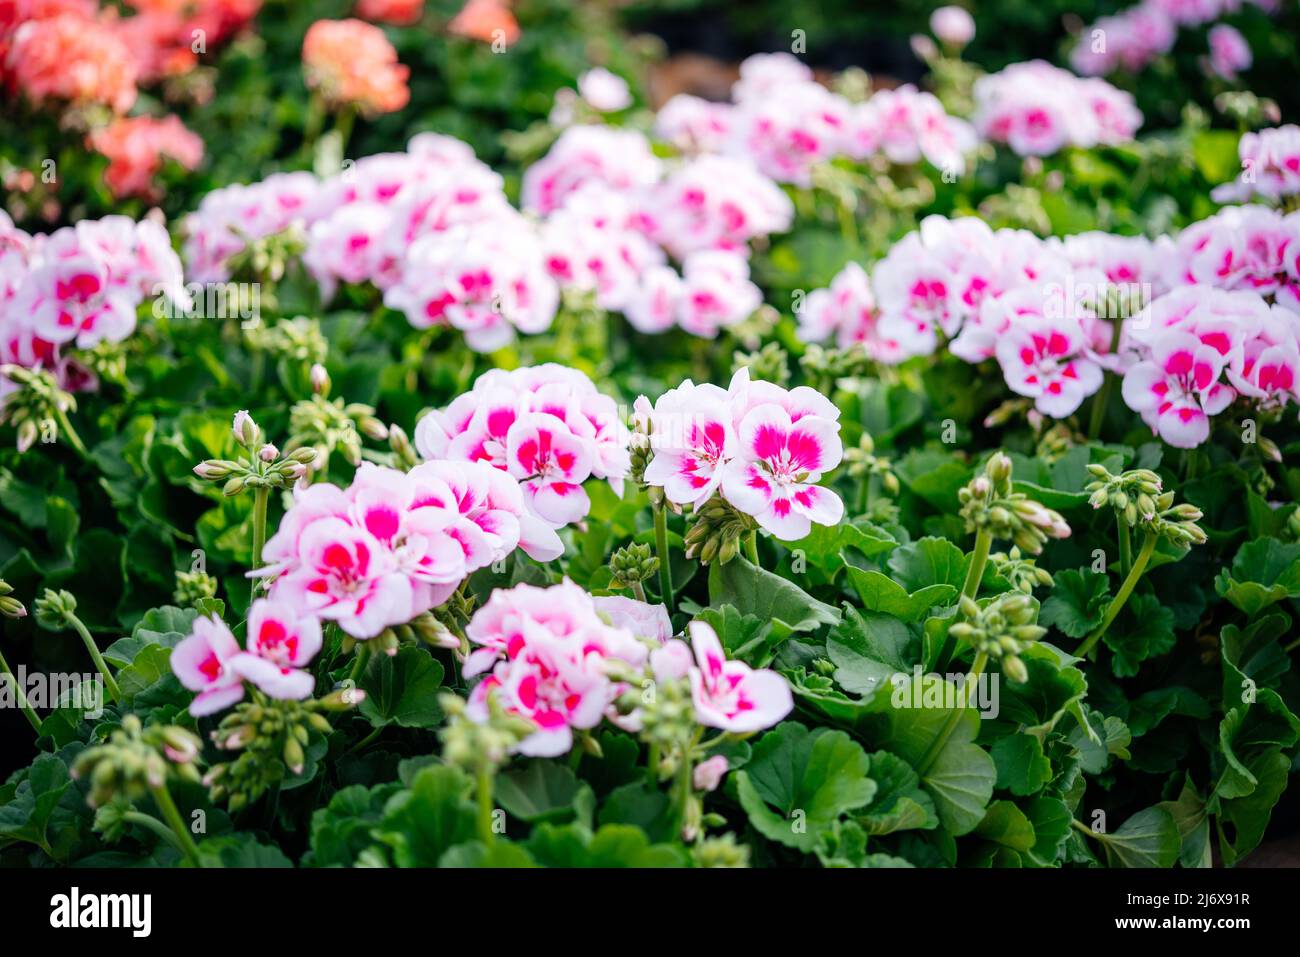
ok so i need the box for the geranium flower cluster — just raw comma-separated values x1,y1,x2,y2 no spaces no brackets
172,599,322,716
0,212,187,394
182,133,560,351
414,364,629,530
87,114,205,201
972,61,1143,156
640,368,845,540
1211,125,1300,204
302,18,410,116
1070,0,1274,78
463,583,792,756
654,51,978,185
799,205,1300,446
255,459,563,640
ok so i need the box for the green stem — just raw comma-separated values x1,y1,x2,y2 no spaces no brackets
344,727,381,756
476,764,496,846
915,651,988,778
1088,379,1112,440
960,529,992,601
67,612,120,704
123,811,184,853
744,529,760,565
646,742,660,784
675,747,693,836
1076,530,1158,659
0,646,41,733
631,580,647,603
53,405,89,459
653,504,674,611
1117,521,1132,578
250,486,269,608
149,783,202,868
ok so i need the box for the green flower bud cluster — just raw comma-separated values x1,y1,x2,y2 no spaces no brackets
958,452,1071,554
206,693,356,812
1148,492,1208,548
610,542,660,588
439,692,535,771
173,569,219,607
989,547,1054,594
692,832,752,868
0,365,77,453
947,593,1046,684
78,340,129,387
387,423,419,471
72,715,203,808
1288,507,1300,543
344,609,464,659
244,315,328,366
799,342,873,384
0,579,27,619
1085,464,1163,528
284,393,388,470
1085,464,1206,547
683,493,757,565
843,431,900,496
733,342,790,388
1034,423,1078,465
223,225,307,290
630,677,695,766
193,444,319,496
33,587,78,630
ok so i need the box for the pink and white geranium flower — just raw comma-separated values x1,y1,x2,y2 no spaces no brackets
643,379,736,508
686,621,793,732
994,312,1105,418
1121,328,1237,448
171,615,248,717
229,599,323,700
720,398,845,540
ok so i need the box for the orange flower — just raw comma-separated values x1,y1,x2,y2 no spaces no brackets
302,18,409,115
5,12,138,113
447,0,518,46
356,0,423,27
88,113,203,199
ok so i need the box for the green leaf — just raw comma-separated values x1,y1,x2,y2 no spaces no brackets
1159,776,1211,869
826,605,916,697
886,537,969,592
844,567,956,622
438,840,537,867
990,734,1053,797
306,782,402,867
857,750,937,835
1215,537,1300,617
975,800,1036,853
1092,806,1180,868
708,557,840,635
359,647,445,729
1040,569,1110,639
523,823,686,867
1103,593,1175,678
0,754,74,856
1023,797,1073,867
196,834,293,868
375,765,477,867
865,673,996,835
116,644,186,709
104,606,198,667
1218,749,1290,866
495,761,588,824
734,722,876,852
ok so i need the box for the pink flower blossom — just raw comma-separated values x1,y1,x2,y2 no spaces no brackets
643,379,736,508
465,580,646,756
1207,24,1252,80
931,6,975,46
1121,328,1237,447
591,595,673,643
521,125,660,215
720,400,845,540
686,621,793,732
577,67,631,112
230,599,322,700
171,615,247,716
693,754,729,791
994,312,1105,417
